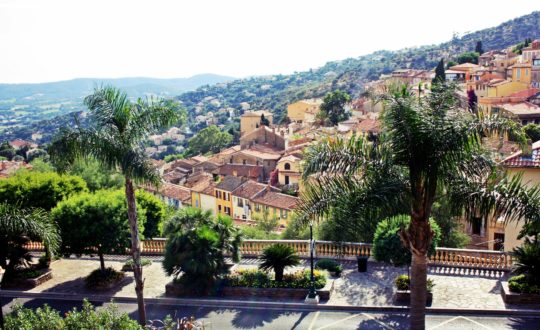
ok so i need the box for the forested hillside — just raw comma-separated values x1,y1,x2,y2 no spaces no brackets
178,11,540,121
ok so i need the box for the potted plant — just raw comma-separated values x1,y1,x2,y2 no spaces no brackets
394,274,434,305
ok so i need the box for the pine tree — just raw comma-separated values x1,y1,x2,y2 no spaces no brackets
475,41,484,55
433,59,446,84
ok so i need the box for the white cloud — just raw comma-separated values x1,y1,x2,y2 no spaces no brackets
0,0,538,83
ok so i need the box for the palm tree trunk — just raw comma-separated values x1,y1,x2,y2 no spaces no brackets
409,251,428,330
125,178,146,326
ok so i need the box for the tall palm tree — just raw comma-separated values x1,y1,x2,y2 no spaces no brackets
298,83,540,329
0,203,60,278
49,86,182,325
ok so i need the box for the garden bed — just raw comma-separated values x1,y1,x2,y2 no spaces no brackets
501,281,540,304
85,268,126,291
2,268,53,289
220,280,334,300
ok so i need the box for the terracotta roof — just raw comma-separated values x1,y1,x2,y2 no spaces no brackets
190,155,209,163
354,119,381,134
232,180,267,199
153,182,191,202
244,144,283,159
218,164,263,180
502,141,540,168
191,176,217,195
508,88,540,99
162,170,189,183
252,190,300,210
216,175,246,192
278,154,301,163
500,102,540,116
9,139,37,149
0,161,32,177
184,172,214,190
449,63,480,71
508,62,532,69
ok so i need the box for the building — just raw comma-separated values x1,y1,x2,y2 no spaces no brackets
9,139,37,150
231,180,267,221
191,178,217,215
240,125,286,150
522,40,540,63
215,175,246,217
276,154,302,186
509,62,532,85
251,189,300,227
501,141,540,251
0,160,32,178
486,80,529,98
217,163,264,182
240,110,273,136
287,99,323,124
146,182,191,209
499,102,540,125
532,58,540,88
228,144,283,180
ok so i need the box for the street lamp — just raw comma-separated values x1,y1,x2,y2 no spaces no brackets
305,220,319,304
0,266,5,329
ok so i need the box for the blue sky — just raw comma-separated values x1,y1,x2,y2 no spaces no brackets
1,0,538,83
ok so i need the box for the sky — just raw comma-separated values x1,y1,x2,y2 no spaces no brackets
0,0,538,84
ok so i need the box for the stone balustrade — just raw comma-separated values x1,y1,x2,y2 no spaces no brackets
24,239,513,271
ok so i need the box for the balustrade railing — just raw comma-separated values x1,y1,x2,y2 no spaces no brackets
24,239,513,270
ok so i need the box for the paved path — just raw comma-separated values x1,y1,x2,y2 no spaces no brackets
2,297,540,329
13,256,534,311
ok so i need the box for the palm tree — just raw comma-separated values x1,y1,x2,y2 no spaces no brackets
259,244,300,281
298,83,540,329
49,86,182,325
0,203,60,278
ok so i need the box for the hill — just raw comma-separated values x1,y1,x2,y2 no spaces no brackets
177,11,540,122
0,74,234,138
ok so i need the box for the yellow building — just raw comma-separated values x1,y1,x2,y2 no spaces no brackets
251,189,299,227
240,110,273,136
231,180,267,221
287,99,322,124
486,80,529,98
500,141,540,251
215,175,246,217
276,154,302,186
509,63,532,85
191,180,217,215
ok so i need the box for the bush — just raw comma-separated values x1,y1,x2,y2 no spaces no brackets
5,299,142,330
163,208,242,294
123,258,152,271
226,268,326,289
259,244,300,282
395,275,435,292
241,225,280,240
512,238,540,286
508,274,540,294
315,259,343,276
372,215,441,266
85,268,125,289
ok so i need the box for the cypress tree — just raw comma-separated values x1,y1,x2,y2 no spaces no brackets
475,41,484,55
433,59,446,84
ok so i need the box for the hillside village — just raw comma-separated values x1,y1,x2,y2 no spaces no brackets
132,38,540,253
2,39,540,251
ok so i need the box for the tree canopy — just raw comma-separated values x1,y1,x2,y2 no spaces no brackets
187,125,232,155
0,171,87,210
318,90,351,126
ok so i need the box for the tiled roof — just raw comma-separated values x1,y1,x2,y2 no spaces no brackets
218,164,263,180
190,155,209,163
449,63,480,71
0,161,32,178
232,180,267,199
216,175,246,192
502,141,540,168
9,139,37,149
239,144,283,160
278,154,301,163
152,182,191,202
241,110,273,118
500,102,540,116
508,88,540,99
252,190,300,210
354,119,381,134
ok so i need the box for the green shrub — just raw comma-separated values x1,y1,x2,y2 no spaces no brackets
512,239,540,286
226,268,326,289
259,244,300,282
5,300,141,330
123,258,152,270
508,274,540,294
372,215,441,267
85,268,124,289
315,259,343,276
395,275,435,292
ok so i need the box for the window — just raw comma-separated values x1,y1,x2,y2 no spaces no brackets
255,204,260,212
280,209,288,219
237,198,243,207
285,175,290,185
243,159,246,165
195,200,199,207
517,69,521,79
218,191,222,199
471,217,482,235
494,233,505,251
526,69,529,76
284,163,291,170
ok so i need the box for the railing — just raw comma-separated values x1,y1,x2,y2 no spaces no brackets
25,239,512,271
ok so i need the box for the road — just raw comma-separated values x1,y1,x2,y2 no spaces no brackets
2,297,539,329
